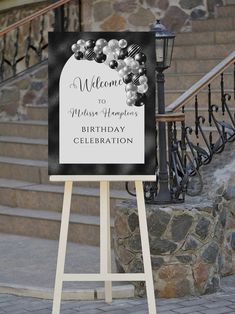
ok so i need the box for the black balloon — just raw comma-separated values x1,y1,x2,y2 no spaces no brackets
85,48,96,61
132,74,141,86
109,60,118,69
134,93,146,107
123,73,133,84
127,44,142,58
85,39,96,49
74,51,84,60
95,53,106,63
118,48,128,60
135,52,146,65
138,67,147,76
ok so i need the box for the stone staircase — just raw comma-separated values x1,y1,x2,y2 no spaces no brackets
0,4,235,245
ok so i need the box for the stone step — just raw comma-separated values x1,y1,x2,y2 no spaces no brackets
165,72,234,91
0,120,48,139
174,30,235,46
165,89,234,106
0,205,107,246
173,43,235,60
192,17,235,32
167,58,225,74
0,179,133,217
26,105,48,121
0,156,127,190
0,136,47,160
216,5,235,18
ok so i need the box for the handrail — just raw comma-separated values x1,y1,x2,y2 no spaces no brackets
0,0,72,37
166,50,235,113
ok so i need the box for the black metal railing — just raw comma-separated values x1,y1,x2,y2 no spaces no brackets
127,51,235,204
0,0,81,83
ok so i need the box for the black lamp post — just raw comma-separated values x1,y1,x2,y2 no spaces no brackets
150,20,175,203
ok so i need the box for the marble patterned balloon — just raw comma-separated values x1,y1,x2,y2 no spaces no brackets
108,39,119,50
103,46,112,55
74,51,84,60
127,44,142,58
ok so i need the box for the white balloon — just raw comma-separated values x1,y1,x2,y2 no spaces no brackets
94,45,102,54
119,39,127,49
71,44,79,52
119,69,126,77
96,38,107,48
137,83,148,94
123,66,131,75
126,98,135,106
124,57,134,66
77,39,85,46
130,60,140,71
125,83,137,92
126,91,136,99
139,75,148,84
116,60,126,71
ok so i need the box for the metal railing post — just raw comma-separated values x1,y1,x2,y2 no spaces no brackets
54,3,65,32
155,70,172,203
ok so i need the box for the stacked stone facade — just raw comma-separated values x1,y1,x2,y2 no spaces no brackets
114,142,235,297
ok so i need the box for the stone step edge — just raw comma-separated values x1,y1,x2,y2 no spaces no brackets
0,205,113,227
0,120,48,126
0,179,133,200
0,282,134,301
0,136,47,145
26,104,48,109
0,156,47,167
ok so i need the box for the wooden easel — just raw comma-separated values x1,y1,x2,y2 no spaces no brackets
50,175,157,314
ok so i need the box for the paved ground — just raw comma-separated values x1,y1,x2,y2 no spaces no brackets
0,234,235,313
0,234,133,299
0,275,235,314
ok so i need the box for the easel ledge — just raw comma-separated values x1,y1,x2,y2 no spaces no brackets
50,175,156,182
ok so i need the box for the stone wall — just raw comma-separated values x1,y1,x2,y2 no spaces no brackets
82,0,225,33
114,142,235,298
0,62,48,121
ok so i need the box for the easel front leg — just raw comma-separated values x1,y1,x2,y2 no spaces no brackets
100,181,112,303
135,181,157,314
52,181,73,314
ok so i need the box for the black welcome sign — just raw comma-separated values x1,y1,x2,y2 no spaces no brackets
48,32,156,176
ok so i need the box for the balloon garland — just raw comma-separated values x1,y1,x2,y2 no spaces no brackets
71,38,149,107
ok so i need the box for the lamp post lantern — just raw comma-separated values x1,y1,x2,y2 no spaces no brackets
150,20,175,203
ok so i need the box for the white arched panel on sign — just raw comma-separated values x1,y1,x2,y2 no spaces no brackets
59,57,145,164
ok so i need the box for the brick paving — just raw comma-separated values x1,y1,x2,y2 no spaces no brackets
0,275,235,314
